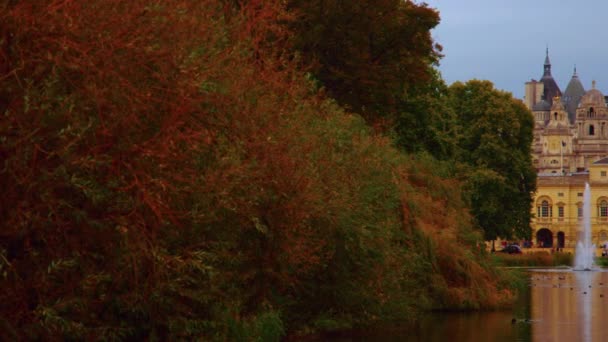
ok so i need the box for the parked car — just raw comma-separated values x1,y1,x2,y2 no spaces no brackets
499,244,522,254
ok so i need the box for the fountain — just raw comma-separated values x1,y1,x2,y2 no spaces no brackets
574,183,596,271
526,183,602,341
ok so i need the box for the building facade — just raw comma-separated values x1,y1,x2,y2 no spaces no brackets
527,50,608,248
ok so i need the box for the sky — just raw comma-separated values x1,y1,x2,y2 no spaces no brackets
423,0,608,100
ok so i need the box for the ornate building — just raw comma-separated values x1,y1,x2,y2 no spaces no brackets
526,50,608,249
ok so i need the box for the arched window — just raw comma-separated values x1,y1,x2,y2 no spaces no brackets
578,202,583,219
590,125,595,136
538,200,552,218
599,200,608,219
554,112,558,120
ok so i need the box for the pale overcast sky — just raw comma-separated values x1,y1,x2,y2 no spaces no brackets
423,0,608,100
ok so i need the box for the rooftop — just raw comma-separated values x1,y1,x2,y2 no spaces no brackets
593,157,608,165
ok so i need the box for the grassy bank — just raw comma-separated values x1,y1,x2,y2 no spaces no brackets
594,257,608,267
492,251,573,267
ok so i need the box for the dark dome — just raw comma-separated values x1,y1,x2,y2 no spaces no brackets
564,73,585,98
563,69,585,123
539,49,562,105
540,75,562,104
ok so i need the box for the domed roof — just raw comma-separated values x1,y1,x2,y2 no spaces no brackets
580,82,606,107
563,67,585,123
533,99,551,111
564,68,585,98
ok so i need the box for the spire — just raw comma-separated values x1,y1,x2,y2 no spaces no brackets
539,48,561,104
573,65,578,77
543,47,552,77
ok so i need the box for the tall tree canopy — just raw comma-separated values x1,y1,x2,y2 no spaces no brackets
0,1,518,340
287,0,441,124
393,68,457,159
447,80,537,241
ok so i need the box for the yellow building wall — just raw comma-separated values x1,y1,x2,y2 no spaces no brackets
589,165,608,183
532,173,608,248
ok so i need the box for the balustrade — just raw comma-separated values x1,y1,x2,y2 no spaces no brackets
532,216,608,225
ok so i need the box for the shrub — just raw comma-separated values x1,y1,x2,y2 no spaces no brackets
492,251,573,267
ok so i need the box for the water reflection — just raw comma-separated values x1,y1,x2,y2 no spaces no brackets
316,270,608,342
315,310,530,342
530,269,608,342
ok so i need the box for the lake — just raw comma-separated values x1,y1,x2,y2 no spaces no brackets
317,269,608,342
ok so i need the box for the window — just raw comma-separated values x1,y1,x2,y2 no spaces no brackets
578,193,584,197
600,200,608,218
578,205,583,218
590,125,595,135
540,200,551,217
558,206,564,218
602,171,607,177
558,192,564,197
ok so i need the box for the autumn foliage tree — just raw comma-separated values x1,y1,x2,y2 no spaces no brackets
1,1,523,340
1,0,299,339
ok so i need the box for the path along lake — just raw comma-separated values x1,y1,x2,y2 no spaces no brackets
319,269,608,342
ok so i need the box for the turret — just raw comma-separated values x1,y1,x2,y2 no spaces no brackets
540,48,562,105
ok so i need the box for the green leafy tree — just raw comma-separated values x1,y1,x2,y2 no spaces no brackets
447,80,536,241
287,0,441,124
393,68,457,159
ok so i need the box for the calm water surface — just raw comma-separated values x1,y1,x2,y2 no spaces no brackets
319,269,608,342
